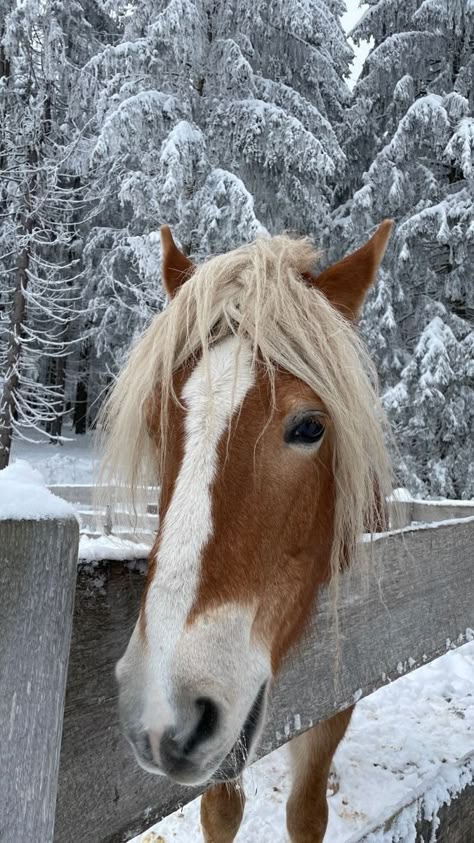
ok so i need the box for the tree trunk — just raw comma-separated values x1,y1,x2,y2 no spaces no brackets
48,355,67,442
0,241,30,470
0,42,37,469
0,43,10,173
73,345,90,435
73,379,88,435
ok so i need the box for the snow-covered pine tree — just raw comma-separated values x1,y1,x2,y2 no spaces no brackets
384,305,474,497
75,0,353,398
0,1,99,466
336,0,474,498
53,1,121,435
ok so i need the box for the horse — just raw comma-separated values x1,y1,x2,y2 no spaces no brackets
99,220,393,842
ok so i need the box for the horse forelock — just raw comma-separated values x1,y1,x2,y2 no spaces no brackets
98,234,393,626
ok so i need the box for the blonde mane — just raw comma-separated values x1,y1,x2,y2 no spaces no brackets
98,235,392,588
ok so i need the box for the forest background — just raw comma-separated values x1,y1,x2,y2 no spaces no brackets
0,0,473,498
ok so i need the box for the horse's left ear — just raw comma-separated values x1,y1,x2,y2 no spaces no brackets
309,220,393,320
160,225,195,298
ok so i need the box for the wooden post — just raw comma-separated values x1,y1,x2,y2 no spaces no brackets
0,517,79,843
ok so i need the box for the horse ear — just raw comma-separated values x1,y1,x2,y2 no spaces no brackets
160,225,195,298
309,220,393,320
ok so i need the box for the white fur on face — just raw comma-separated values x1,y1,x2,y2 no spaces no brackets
141,336,268,741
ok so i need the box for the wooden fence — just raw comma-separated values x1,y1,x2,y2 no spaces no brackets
49,482,474,539
1,501,473,843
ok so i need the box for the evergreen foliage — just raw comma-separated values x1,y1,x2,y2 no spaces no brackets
0,0,94,465
0,0,472,499
338,0,474,497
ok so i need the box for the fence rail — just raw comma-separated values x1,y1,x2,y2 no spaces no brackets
49,483,474,537
1,500,473,843
55,512,474,842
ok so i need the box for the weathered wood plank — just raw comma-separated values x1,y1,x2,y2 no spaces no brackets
55,519,474,843
0,518,79,843
49,483,474,535
48,485,159,506
422,781,474,843
362,772,474,842
411,500,474,524
387,499,413,529
388,499,474,530
49,484,474,528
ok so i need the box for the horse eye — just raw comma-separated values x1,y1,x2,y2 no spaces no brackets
285,416,325,446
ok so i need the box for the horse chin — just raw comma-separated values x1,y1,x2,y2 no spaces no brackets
210,746,249,782
211,681,268,783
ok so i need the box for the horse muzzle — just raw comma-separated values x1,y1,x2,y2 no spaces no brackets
124,681,268,785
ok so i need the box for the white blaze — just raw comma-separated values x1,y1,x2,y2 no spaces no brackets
143,335,255,726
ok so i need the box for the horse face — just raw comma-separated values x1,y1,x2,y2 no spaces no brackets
116,335,335,785
114,221,392,786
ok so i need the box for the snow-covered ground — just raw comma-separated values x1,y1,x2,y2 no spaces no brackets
10,427,96,485
3,434,474,842
79,534,152,562
131,640,474,843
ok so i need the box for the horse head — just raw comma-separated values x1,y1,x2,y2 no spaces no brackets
103,223,392,785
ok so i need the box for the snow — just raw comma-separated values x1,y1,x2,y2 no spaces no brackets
342,2,370,89
389,487,413,502
79,535,151,562
444,116,474,179
364,514,474,543
412,497,474,507
0,460,77,520
10,430,96,485
129,641,474,843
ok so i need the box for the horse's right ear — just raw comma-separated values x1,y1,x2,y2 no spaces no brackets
160,225,195,298
308,220,393,321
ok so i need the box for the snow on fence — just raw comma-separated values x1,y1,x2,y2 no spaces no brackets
1,504,473,843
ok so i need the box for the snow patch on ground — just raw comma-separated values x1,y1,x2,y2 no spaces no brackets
10,429,96,485
0,460,77,520
129,642,474,843
79,534,151,562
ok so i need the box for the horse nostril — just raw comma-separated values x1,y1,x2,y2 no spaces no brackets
159,696,220,770
183,696,220,755
160,729,182,765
